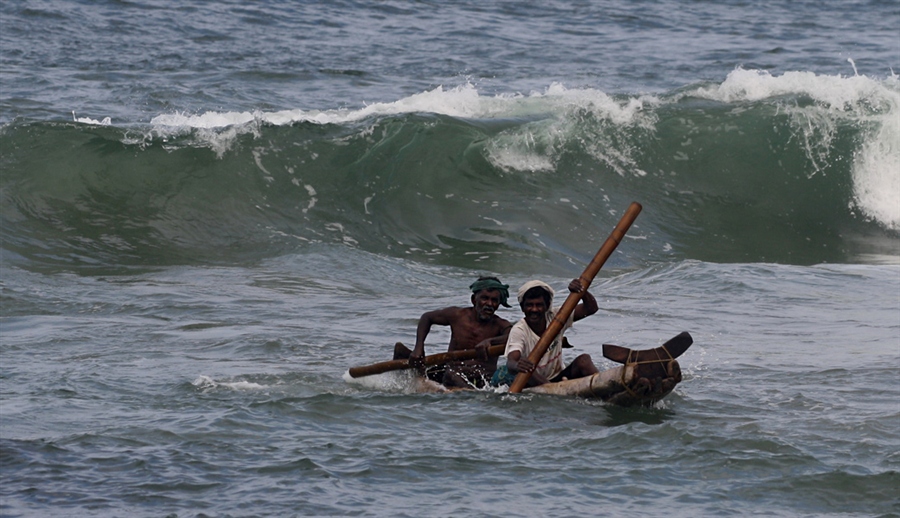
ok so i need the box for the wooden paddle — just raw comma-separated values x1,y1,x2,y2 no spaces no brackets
347,343,506,378
508,201,642,393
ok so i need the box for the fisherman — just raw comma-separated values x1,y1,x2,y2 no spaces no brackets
393,277,513,388
492,279,599,388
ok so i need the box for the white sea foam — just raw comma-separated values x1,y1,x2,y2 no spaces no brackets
149,84,486,130
72,111,111,125
852,102,900,230
146,83,659,171
481,83,659,175
148,83,654,128
693,68,891,107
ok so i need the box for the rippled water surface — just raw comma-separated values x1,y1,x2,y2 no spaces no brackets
2,0,898,516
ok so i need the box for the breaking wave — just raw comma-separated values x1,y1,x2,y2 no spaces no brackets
3,70,898,272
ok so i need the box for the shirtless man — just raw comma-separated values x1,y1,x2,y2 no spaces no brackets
492,278,599,388
393,277,513,388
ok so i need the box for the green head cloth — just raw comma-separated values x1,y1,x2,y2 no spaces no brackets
469,278,511,308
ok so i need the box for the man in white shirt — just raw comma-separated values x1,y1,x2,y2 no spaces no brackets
492,279,599,387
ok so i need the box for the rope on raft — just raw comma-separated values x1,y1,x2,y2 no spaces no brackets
618,344,675,398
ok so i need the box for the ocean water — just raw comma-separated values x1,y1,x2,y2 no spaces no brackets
1,1,899,517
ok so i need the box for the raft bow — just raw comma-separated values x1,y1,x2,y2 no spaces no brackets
525,332,693,406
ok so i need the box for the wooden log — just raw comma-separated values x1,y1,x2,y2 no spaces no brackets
348,343,505,378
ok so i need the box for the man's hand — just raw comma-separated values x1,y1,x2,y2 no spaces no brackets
475,340,492,361
511,357,534,374
568,278,585,293
408,347,425,369
512,358,552,385
570,278,598,320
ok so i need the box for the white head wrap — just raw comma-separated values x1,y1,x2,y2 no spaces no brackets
517,280,554,305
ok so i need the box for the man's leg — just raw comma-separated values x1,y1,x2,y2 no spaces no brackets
557,353,599,381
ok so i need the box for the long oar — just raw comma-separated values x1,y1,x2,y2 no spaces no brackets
348,344,506,378
508,201,642,393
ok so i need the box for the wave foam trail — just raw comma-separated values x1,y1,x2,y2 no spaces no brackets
192,375,266,392
146,82,662,170
691,68,894,108
342,370,445,393
72,112,111,125
148,82,656,129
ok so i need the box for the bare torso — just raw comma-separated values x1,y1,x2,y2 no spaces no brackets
445,307,510,352
408,288,512,388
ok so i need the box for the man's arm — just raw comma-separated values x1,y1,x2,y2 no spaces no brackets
474,320,513,360
503,324,549,386
410,307,457,366
506,350,550,386
570,279,599,321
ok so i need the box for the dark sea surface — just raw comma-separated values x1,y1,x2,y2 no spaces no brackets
1,1,899,517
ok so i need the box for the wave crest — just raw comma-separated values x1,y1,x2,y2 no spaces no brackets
3,72,898,270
